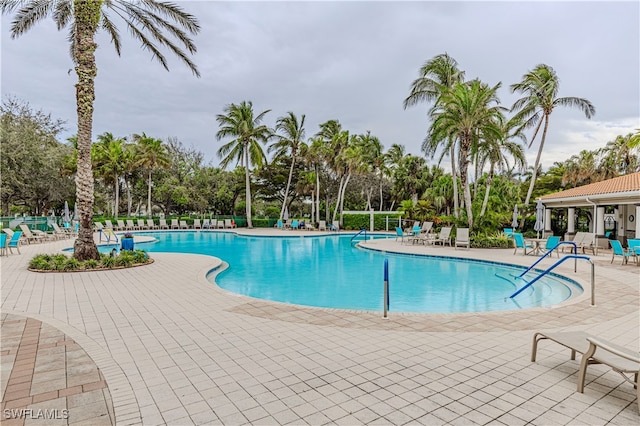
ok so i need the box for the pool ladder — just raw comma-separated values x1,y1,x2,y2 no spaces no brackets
509,241,595,306
350,229,367,245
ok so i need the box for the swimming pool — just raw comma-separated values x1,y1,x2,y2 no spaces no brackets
113,231,583,313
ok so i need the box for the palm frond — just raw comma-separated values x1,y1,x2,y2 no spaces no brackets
7,0,55,38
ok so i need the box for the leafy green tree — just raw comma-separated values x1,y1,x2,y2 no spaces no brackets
2,0,200,260
269,112,306,220
510,64,595,212
405,53,466,217
133,133,170,217
427,80,504,229
92,132,127,217
216,101,272,228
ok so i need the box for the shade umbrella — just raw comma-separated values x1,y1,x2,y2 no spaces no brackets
63,201,70,224
534,199,545,238
283,206,289,221
511,205,519,229
73,203,79,221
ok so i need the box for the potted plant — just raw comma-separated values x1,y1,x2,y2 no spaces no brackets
121,232,134,251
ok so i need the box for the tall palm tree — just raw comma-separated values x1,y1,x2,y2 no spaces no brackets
2,0,200,260
216,101,272,228
269,112,306,220
510,64,595,211
134,133,170,217
404,53,466,218
92,132,126,218
427,80,504,229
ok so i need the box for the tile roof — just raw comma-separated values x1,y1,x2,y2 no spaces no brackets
540,172,640,200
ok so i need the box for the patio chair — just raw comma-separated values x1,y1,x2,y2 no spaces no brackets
503,228,514,238
225,219,234,229
51,223,70,239
319,220,327,231
421,221,433,234
454,228,470,250
179,220,189,229
202,219,211,229
579,232,596,255
7,231,22,254
126,219,137,230
513,233,533,255
19,224,44,244
171,219,179,229
541,235,561,257
158,219,169,229
626,239,640,265
331,221,340,232
395,227,407,244
104,220,116,230
290,220,299,230
275,219,284,229
147,219,158,230
610,240,633,265
94,222,104,232
117,220,127,231
531,331,639,412
434,227,452,246
0,233,7,256
137,219,148,230
193,218,202,229
217,220,224,229
305,222,316,231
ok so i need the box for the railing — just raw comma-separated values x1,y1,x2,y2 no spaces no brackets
510,255,595,305
351,229,367,244
518,241,578,277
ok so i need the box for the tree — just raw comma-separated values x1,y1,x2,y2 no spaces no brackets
510,64,595,213
269,112,306,220
92,132,127,217
2,0,200,260
405,53,466,218
134,133,170,216
216,101,272,228
427,80,504,230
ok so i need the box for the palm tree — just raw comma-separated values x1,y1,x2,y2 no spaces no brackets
2,1,200,260
269,112,306,220
134,133,170,217
427,80,504,229
92,132,126,218
404,53,466,218
216,101,272,228
510,64,595,211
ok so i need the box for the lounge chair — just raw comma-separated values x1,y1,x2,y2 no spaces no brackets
193,219,202,229
626,239,640,265
137,219,148,230
7,231,22,254
421,221,433,234
513,233,533,255
117,220,127,231
454,228,470,250
305,222,316,231
217,220,224,229
158,219,169,229
275,219,284,229
104,220,116,230
94,222,104,232
0,233,7,256
531,331,640,411
395,226,407,244
541,235,561,257
503,228,514,238
51,223,70,239
179,220,189,229
610,240,634,265
319,220,327,231
126,219,137,230
434,227,452,246
331,221,340,232
19,224,44,244
290,220,299,230
202,219,211,229
224,219,234,229
147,219,158,230
171,219,179,229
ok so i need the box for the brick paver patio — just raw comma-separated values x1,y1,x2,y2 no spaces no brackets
1,229,638,425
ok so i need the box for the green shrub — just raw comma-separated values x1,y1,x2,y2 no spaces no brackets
101,256,116,268
115,251,135,267
64,257,81,271
29,254,52,270
470,232,512,248
84,259,99,269
133,250,148,263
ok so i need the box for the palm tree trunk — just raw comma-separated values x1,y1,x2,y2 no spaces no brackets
332,175,344,223
339,173,351,225
479,168,494,218
114,174,119,218
316,169,320,223
147,170,152,217
72,1,101,261
459,139,474,229
523,115,550,208
280,156,296,220
379,171,384,211
244,147,253,228
451,144,459,218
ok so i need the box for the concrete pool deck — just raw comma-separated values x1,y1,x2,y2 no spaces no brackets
1,228,638,425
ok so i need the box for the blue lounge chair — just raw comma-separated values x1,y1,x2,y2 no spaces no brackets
8,231,22,254
0,233,6,256
275,219,283,229
395,226,406,244
610,240,633,265
627,239,640,265
542,235,561,257
513,233,533,255
503,228,514,238
290,220,299,229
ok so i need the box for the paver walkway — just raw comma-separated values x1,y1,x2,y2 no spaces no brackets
1,229,638,425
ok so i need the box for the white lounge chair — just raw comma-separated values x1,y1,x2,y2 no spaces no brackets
159,219,169,229
202,219,211,229
224,219,234,229
171,219,179,229
454,228,470,250
19,224,44,244
532,331,640,411
434,227,452,246
179,220,189,229
117,220,127,231
193,218,202,229
104,220,115,230
217,220,224,229
137,219,148,230
421,221,433,234
147,219,158,230
126,219,137,230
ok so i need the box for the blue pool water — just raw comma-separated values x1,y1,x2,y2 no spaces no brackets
103,232,583,313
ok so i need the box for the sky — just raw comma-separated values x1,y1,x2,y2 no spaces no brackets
2,1,639,172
